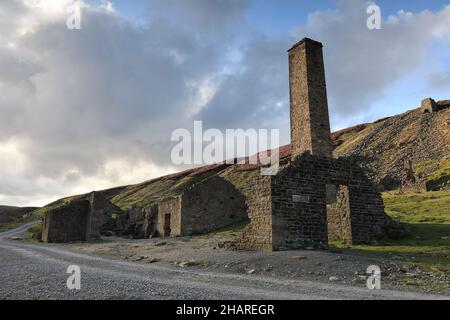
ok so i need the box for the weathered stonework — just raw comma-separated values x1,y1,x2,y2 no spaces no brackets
87,191,121,240
289,38,333,158
42,199,90,243
326,185,352,244
182,176,247,234
235,154,395,251
157,197,182,237
42,192,120,243
421,98,450,113
234,175,273,251
421,98,438,113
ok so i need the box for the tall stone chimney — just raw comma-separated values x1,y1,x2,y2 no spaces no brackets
288,38,333,158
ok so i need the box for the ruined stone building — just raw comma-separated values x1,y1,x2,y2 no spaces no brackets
42,38,399,250
42,192,120,243
120,176,247,238
234,38,398,251
421,98,450,113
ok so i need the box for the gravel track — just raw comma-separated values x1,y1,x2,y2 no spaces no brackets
0,224,448,300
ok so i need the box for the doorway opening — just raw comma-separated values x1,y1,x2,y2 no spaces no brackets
163,214,171,237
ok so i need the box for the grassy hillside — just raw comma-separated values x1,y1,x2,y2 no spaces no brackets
0,206,38,232
335,107,450,191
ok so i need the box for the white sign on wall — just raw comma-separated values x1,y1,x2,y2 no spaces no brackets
292,195,310,204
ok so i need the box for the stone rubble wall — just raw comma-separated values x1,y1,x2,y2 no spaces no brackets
274,154,391,248
234,175,273,251
42,192,120,243
326,185,352,244
181,176,247,235
235,153,397,251
42,199,90,243
289,38,333,159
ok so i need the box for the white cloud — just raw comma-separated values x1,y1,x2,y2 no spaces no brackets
0,0,250,206
300,2,450,123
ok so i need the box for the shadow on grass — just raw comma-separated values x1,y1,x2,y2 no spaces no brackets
331,223,450,273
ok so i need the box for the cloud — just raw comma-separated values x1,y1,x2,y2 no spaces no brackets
1,0,449,206
199,35,291,131
148,0,250,40
0,0,249,206
299,1,450,121
427,68,450,92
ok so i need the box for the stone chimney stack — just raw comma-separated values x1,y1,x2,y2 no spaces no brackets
288,38,333,159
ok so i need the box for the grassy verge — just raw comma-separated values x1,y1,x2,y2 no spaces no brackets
204,220,250,238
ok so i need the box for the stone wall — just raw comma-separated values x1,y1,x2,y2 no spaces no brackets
326,184,352,244
271,156,329,250
235,153,396,251
421,98,438,113
42,199,90,243
157,197,181,237
42,192,120,243
123,205,146,238
234,175,273,251
114,204,158,238
280,154,390,248
181,176,247,235
143,205,158,238
87,192,121,240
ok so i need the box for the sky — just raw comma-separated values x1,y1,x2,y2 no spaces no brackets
0,0,449,207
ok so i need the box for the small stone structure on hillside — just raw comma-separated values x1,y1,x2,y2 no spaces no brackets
42,192,120,243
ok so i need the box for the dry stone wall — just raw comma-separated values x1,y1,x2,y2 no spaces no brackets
326,185,352,244
235,153,397,251
42,192,120,243
42,199,90,243
272,154,391,249
234,175,273,251
181,176,247,235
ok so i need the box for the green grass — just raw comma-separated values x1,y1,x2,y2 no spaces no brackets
334,189,450,278
28,224,43,234
0,222,23,232
413,159,438,175
426,156,450,191
111,170,222,210
383,189,450,224
412,156,450,191
205,220,250,237
32,196,74,217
